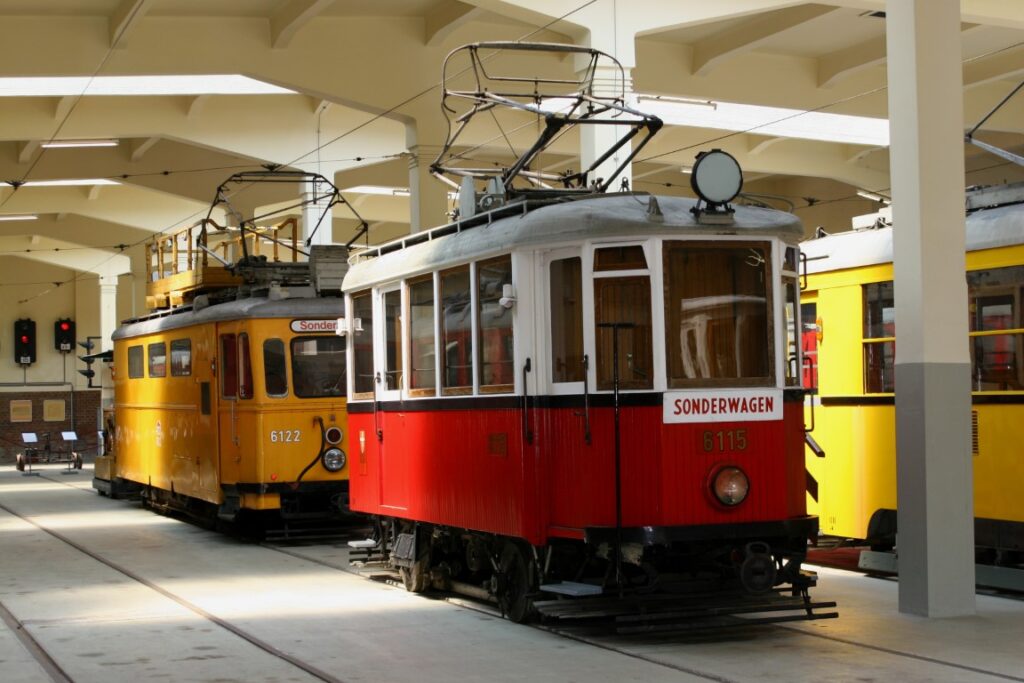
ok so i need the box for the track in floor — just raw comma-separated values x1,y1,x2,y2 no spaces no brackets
0,493,349,683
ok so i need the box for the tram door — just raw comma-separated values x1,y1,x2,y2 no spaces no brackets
216,323,250,486
192,326,220,498
377,286,409,510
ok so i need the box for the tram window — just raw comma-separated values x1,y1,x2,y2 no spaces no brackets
127,345,144,379
863,282,895,338
263,338,288,397
967,266,1024,391
440,265,472,394
594,245,647,272
784,280,801,386
478,256,514,391
383,289,403,391
148,342,167,378
220,334,237,399
170,339,191,377
408,276,436,394
550,257,584,383
663,242,771,387
801,302,819,391
595,276,653,390
291,336,346,398
351,291,374,396
863,282,895,393
238,334,253,400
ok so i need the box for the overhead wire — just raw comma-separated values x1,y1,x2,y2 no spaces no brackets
8,0,602,304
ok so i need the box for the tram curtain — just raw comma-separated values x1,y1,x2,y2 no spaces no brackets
663,241,772,388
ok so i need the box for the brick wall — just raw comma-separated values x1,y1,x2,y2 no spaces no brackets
0,390,101,464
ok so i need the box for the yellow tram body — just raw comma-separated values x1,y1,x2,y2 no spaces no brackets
801,188,1024,553
104,297,349,521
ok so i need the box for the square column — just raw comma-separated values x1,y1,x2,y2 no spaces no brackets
99,275,118,408
885,0,975,617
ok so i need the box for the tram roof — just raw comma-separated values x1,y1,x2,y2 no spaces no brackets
344,193,803,291
112,295,343,341
802,200,1024,275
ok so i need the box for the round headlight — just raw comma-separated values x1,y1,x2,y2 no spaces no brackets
712,466,749,506
325,426,343,445
322,447,346,472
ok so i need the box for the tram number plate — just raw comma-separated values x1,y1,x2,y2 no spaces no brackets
269,429,302,443
702,429,747,452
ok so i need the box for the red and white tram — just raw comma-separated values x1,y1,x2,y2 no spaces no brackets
340,169,822,623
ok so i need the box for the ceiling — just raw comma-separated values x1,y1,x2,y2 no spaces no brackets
0,0,1023,286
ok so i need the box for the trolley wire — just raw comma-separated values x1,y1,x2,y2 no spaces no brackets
7,0,602,305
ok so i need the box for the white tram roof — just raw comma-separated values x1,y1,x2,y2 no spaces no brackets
344,193,803,291
802,199,1024,275
112,295,343,341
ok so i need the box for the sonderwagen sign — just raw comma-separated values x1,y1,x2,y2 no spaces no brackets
663,389,783,424
290,319,338,333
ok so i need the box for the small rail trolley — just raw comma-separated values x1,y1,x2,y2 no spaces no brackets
94,172,363,530
802,182,1024,580
341,43,834,629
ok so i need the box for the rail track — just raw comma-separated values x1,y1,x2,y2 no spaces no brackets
8,468,1023,683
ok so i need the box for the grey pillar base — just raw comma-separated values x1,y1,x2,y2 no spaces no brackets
895,362,976,617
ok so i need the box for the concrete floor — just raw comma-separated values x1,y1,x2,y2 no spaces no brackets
1,465,1022,683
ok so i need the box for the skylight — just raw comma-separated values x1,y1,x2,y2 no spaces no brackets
0,75,295,97
632,94,890,147
0,179,120,187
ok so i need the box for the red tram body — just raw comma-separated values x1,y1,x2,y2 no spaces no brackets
342,192,820,621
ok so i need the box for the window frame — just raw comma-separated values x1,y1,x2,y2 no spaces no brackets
439,263,475,396
263,337,288,398
547,251,586,391
350,290,376,399
407,273,439,397
147,341,167,378
661,239,775,389
127,345,145,379
170,338,192,377
476,254,515,394
967,266,1024,393
290,335,347,398
862,281,895,394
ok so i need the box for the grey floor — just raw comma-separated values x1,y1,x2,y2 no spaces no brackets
1,464,1021,683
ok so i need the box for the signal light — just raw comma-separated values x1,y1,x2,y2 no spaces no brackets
77,337,97,387
14,319,36,365
54,318,75,353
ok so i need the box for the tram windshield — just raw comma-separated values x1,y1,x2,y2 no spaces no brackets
291,336,346,398
663,241,773,387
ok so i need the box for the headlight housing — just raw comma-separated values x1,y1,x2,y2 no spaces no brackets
322,447,346,472
712,466,749,506
325,426,343,445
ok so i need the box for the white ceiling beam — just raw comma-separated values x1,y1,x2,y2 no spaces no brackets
269,0,335,50
53,96,75,122
747,135,787,155
0,235,131,277
185,95,209,120
109,0,154,49
425,1,482,46
17,141,40,164
818,35,887,88
130,136,160,162
845,145,887,164
964,43,1024,88
86,185,103,201
691,4,839,76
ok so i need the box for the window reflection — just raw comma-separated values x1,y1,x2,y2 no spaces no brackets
478,256,514,390
968,266,1024,390
663,241,771,387
351,292,374,395
595,276,652,390
550,257,584,383
409,276,436,393
441,266,472,393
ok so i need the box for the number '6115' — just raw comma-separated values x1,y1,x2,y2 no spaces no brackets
702,429,747,452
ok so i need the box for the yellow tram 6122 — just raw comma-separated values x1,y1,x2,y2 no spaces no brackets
94,207,351,529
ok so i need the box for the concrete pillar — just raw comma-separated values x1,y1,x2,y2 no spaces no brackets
579,64,634,192
408,143,449,232
885,0,975,617
302,177,334,247
99,275,117,407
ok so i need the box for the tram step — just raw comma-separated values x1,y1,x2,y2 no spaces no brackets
539,581,603,597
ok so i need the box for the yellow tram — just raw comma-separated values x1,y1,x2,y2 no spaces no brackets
94,217,350,526
800,183,1024,561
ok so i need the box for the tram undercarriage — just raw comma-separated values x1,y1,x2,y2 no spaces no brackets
354,518,837,631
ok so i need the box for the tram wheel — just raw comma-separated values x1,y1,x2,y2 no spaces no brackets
498,544,534,623
400,555,430,593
